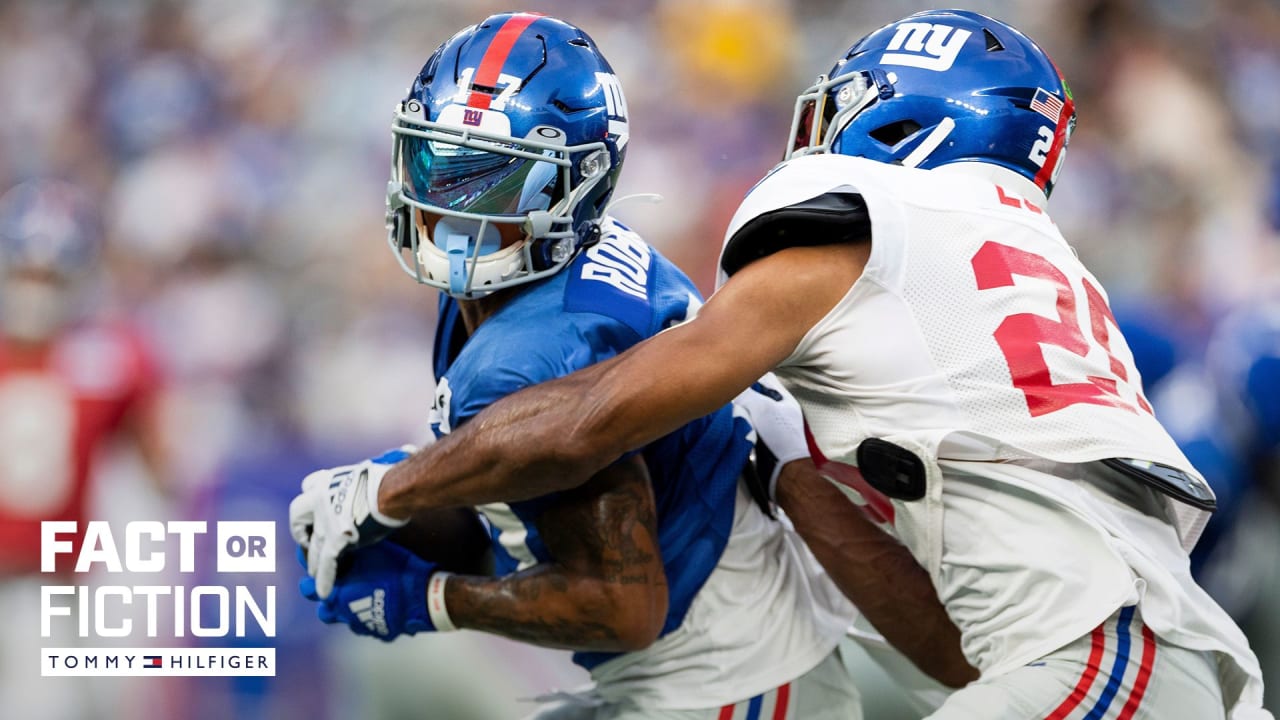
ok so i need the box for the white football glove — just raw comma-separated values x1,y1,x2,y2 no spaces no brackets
733,372,810,499
288,446,416,599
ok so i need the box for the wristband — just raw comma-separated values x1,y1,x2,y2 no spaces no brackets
426,571,457,632
365,466,409,529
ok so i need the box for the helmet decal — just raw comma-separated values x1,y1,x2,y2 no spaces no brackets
595,71,630,147
463,12,542,111
880,22,971,72
1029,73,1076,192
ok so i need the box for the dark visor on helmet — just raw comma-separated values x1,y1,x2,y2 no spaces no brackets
400,135,564,217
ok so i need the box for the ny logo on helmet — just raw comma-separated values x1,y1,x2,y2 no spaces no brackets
881,23,972,72
595,72,629,143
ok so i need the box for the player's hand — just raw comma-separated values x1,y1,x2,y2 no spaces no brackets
288,447,415,599
299,541,441,641
734,373,810,503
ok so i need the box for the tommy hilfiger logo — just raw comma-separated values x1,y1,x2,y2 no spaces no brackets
349,589,389,636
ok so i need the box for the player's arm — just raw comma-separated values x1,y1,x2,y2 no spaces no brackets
444,453,667,651
776,460,978,687
379,242,869,515
736,374,976,687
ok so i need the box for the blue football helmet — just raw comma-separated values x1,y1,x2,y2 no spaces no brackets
788,9,1076,197
0,180,99,277
387,13,629,299
0,180,100,340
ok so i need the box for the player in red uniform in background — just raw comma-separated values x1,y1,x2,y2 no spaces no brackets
0,180,165,718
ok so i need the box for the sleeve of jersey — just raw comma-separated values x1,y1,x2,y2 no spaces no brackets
718,158,873,278
443,318,643,510
447,318,629,429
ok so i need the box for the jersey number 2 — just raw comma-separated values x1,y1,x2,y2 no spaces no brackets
971,241,1152,418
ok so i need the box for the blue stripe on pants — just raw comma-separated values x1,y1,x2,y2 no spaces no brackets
1083,605,1135,719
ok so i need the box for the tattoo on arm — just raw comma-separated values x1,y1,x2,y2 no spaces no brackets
444,454,668,652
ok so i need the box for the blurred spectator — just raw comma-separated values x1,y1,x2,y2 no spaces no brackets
0,179,168,719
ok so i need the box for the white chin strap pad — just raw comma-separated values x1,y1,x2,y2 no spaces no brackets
436,217,502,295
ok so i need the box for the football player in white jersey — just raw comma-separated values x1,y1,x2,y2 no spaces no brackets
293,9,1271,719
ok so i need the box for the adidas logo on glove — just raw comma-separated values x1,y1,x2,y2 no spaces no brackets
348,589,389,637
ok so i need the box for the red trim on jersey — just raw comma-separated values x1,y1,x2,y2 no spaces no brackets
996,185,1023,208
1032,85,1075,191
1115,625,1157,720
772,683,791,719
1043,624,1107,720
466,13,542,110
717,703,735,720
803,424,894,525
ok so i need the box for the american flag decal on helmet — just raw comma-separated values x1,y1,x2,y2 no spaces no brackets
1030,88,1064,122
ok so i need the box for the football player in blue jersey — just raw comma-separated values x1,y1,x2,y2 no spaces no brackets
289,13,970,719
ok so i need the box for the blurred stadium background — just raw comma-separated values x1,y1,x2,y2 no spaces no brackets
2,0,1278,718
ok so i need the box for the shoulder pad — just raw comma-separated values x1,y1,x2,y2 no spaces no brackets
720,191,871,276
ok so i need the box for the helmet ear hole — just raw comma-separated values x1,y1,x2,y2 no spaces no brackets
869,120,922,147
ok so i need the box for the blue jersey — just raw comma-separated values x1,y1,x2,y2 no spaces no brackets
1141,298,1280,577
430,221,755,670
1207,300,1280,454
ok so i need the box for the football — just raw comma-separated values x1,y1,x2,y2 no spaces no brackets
388,506,493,575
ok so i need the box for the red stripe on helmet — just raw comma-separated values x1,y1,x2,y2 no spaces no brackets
1032,83,1075,191
803,424,895,525
466,13,542,110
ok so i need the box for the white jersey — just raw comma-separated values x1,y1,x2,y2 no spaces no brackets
585,484,854,709
720,153,1269,716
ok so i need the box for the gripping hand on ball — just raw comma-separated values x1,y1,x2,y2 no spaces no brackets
299,541,444,641
288,447,415,599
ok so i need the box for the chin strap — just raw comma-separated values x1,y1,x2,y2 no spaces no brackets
445,234,470,296
435,216,502,295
